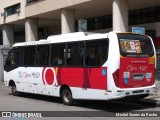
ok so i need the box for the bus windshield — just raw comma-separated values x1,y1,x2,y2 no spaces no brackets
117,33,154,57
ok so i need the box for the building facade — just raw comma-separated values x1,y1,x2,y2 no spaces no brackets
0,0,160,81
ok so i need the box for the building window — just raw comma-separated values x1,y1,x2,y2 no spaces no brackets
79,14,112,31
149,7,155,23
129,11,135,25
105,15,112,28
156,6,160,21
142,8,148,24
87,18,95,31
77,6,160,31
26,0,40,4
38,28,44,39
129,6,160,25
134,9,142,25
5,3,20,16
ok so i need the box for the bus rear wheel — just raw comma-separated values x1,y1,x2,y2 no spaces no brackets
61,88,73,105
11,83,19,96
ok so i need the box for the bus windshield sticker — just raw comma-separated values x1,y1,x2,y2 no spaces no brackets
145,73,152,79
123,72,130,78
102,69,106,76
124,78,129,84
120,39,142,53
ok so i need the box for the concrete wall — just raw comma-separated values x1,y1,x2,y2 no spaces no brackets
0,45,10,81
25,0,91,17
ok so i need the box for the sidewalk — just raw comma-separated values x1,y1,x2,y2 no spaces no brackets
144,81,160,107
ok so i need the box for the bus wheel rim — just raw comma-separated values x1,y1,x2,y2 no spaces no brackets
64,91,71,103
12,85,16,93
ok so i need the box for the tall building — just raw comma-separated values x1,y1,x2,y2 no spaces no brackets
0,0,160,81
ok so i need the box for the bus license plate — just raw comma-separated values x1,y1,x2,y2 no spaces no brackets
132,73,144,81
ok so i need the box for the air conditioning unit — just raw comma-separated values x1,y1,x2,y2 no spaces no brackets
5,12,8,17
1,12,7,17
16,8,20,13
1,13,4,16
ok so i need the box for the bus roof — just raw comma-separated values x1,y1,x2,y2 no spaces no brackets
12,32,109,47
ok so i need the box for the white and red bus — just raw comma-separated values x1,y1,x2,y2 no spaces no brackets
4,32,156,105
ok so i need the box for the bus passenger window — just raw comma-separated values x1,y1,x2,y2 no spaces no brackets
36,45,49,66
86,39,109,67
51,44,66,66
67,42,84,66
24,46,36,66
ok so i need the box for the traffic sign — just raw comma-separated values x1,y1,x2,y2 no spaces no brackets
132,27,145,35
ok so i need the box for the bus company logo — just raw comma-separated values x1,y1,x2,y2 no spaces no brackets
18,71,40,79
18,71,23,78
24,40,51,46
32,72,40,78
127,65,147,72
42,67,58,85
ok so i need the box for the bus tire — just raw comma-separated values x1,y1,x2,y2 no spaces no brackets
61,88,73,105
11,83,19,96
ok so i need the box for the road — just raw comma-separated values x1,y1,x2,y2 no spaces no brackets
0,83,159,120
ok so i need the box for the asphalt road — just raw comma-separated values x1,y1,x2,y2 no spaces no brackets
0,83,160,120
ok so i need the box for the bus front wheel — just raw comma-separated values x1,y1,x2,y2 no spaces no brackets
61,88,73,105
11,83,19,96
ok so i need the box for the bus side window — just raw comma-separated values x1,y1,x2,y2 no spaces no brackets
36,45,49,66
86,39,109,67
51,43,66,66
24,46,36,66
5,51,20,66
67,42,84,66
